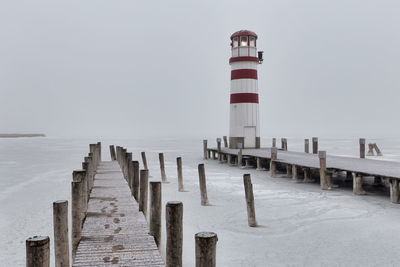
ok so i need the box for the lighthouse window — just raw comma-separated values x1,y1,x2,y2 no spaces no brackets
233,37,238,47
250,36,255,47
240,36,248,46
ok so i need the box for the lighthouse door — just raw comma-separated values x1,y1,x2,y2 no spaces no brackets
244,127,256,148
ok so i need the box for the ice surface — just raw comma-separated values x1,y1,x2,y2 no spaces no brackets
1,137,400,266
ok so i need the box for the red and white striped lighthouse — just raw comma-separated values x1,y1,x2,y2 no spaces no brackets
229,30,262,148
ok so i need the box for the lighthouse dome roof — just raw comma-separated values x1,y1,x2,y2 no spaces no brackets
231,30,258,39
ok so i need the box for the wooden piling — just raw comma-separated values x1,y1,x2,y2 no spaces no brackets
132,161,140,201
319,151,328,190
72,170,86,221
353,173,365,195
292,165,298,182
139,169,149,217
159,153,167,182
127,161,134,190
237,149,243,168
195,232,218,267
176,157,184,191
272,138,276,148
256,157,262,170
71,180,82,256
312,137,318,154
166,201,183,267
270,147,277,177
125,152,132,181
303,168,310,182
304,139,309,153
109,145,116,161
53,200,69,267
243,174,257,227
223,136,228,147
149,181,162,248
141,151,149,170
286,164,292,177
26,236,50,267
217,138,222,162
198,164,209,205
203,140,208,160
390,179,400,203
359,138,366,158
82,162,90,200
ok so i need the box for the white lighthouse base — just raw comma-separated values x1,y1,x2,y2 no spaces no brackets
229,136,260,149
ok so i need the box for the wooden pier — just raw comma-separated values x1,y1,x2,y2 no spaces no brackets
206,139,400,203
73,161,164,266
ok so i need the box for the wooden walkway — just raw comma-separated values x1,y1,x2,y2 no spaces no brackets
218,147,400,179
73,161,164,266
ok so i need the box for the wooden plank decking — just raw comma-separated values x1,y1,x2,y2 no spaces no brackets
73,161,164,266
212,147,400,179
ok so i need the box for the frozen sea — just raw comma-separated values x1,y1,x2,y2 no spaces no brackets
1,136,400,266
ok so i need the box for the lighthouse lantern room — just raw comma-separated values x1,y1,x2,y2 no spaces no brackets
229,30,262,149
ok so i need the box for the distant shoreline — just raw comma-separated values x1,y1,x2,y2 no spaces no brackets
0,134,46,138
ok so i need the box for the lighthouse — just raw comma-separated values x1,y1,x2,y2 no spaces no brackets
229,30,263,149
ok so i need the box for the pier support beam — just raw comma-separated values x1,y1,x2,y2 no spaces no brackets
303,168,311,182
319,151,330,190
176,157,184,192
237,149,243,168
272,138,276,148
109,145,116,161
223,136,228,147
71,180,82,256
353,173,366,195
132,161,140,201
227,154,232,166
292,165,298,182
390,179,400,203
53,200,69,267
217,138,222,163
286,164,292,177
195,232,218,267
141,151,149,171
269,148,277,177
256,158,262,170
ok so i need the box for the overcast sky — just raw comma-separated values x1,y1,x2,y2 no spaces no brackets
1,0,399,138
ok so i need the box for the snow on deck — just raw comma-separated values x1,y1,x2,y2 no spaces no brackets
72,161,164,266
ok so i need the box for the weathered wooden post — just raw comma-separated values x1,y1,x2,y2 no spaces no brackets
237,148,243,168
149,181,162,248
283,138,288,151
198,164,209,205
303,168,310,182
389,179,400,203
132,161,140,201
286,164,292,177
203,140,208,160
243,174,257,227
217,138,222,162
269,148,277,177
116,146,120,162
26,236,50,267
82,162,90,199
71,179,82,256
139,169,149,217
367,143,375,156
359,138,366,159
353,173,365,195
319,151,328,190
312,137,318,154
281,138,285,150
141,151,149,170
304,139,309,153
256,157,262,170
84,156,93,191
109,145,116,161
89,144,96,166
72,170,87,221
176,157,184,192
223,136,228,147
97,141,102,162
272,138,276,148
127,161,134,190
125,152,132,181
159,153,167,182
292,165,298,182
53,200,69,267
195,232,218,267
227,154,232,166
166,201,183,267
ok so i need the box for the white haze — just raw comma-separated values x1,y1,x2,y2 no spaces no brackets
1,0,400,138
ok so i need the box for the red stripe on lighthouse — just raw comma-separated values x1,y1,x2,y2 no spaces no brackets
229,57,259,63
230,93,259,104
231,69,258,80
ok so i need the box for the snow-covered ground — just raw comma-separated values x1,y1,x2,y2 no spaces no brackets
1,137,400,266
